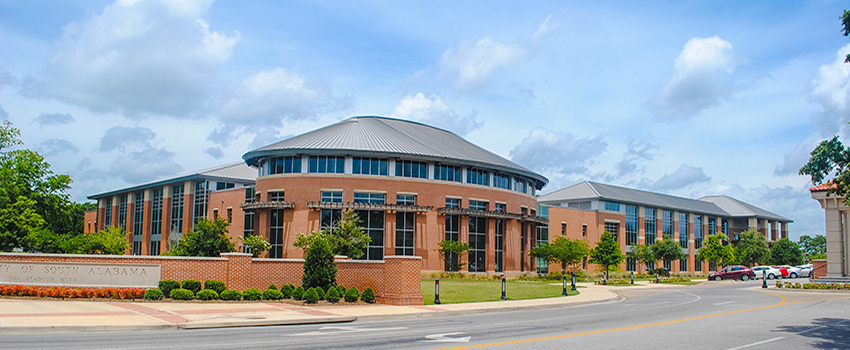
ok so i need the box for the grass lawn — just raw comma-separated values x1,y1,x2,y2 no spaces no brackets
421,279,579,305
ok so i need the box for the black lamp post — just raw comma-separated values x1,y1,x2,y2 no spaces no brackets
435,279,441,304
630,271,634,285
762,271,767,289
561,273,568,296
501,275,507,300
570,271,577,291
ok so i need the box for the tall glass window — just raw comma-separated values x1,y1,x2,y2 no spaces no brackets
722,220,729,235
467,168,489,186
626,258,636,272
679,213,689,249
149,188,163,256
193,181,208,228
605,222,619,243
680,258,688,272
320,191,342,232
434,164,461,182
395,212,415,256
469,216,486,272
117,195,127,231
514,177,528,194
269,209,284,258
243,186,255,248
694,215,703,249
132,192,143,255
103,198,113,228
495,217,504,272
662,210,673,240
626,205,638,246
493,173,511,189
695,258,702,272
268,156,301,175
308,156,344,174
395,160,427,179
170,185,184,234
444,197,460,271
537,209,549,274
355,193,385,260
645,208,656,245
352,157,388,175
708,217,717,235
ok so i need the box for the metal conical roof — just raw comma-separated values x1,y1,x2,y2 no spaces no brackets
242,116,548,189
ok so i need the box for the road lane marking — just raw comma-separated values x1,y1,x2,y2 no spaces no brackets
725,337,784,350
420,332,471,343
289,325,406,336
714,301,734,306
433,293,786,350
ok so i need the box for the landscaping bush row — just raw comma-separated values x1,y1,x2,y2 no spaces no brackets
776,282,850,290
147,281,377,303
594,278,631,285
0,285,146,299
654,277,692,283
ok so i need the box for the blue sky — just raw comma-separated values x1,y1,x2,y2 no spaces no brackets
2,0,849,240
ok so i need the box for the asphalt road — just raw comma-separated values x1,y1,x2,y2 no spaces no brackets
3,280,848,350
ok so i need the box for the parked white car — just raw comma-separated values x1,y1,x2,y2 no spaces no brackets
778,265,803,278
751,266,782,279
795,264,813,278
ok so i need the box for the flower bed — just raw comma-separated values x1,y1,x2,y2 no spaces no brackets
0,285,146,299
775,281,850,290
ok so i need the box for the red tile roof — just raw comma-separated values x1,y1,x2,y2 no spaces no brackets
809,182,837,192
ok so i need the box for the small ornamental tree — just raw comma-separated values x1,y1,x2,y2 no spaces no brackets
696,233,734,269
437,240,470,272
529,237,590,275
769,238,804,266
650,238,685,270
294,209,370,258
734,230,770,267
589,231,625,278
626,244,655,272
300,236,337,292
240,235,270,258
166,218,235,257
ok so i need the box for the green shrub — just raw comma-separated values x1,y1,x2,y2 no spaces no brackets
344,287,360,302
292,286,305,300
263,288,283,300
304,288,319,304
243,288,263,301
325,287,341,303
336,285,346,296
361,287,375,303
268,284,278,291
302,237,337,292
144,288,164,300
170,288,194,300
312,287,325,300
196,289,219,300
203,280,226,294
647,268,670,277
220,289,243,301
280,284,293,299
158,279,180,298
181,279,202,294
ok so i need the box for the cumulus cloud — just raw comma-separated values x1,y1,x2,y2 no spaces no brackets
249,128,285,149
69,157,110,199
809,43,850,136
710,183,822,239
204,147,224,159
649,164,710,192
615,139,657,177
650,36,739,120
22,0,239,118
0,66,14,90
35,112,75,126
109,147,182,183
510,128,608,175
774,132,823,177
36,139,80,156
99,126,156,152
393,93,482,136
440,38,526,90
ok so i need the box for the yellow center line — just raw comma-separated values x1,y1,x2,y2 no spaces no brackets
434,291,787,350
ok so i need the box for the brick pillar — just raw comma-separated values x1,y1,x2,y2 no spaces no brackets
378,256,424,305
222,253,253,290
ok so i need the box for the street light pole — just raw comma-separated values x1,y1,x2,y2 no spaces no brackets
501,275,507,300
435,279,441,304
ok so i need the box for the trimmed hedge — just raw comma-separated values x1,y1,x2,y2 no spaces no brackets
292,286,305,301
181,279,202,294
344,287,360,303
336,285,346,296
170,288,194,300
263,288,283,300
325,287,341,303
268,284,278,291
303,288,319,304
361,287,375,303
144,288,164,301
203,280,226,294
280,284,293,299
196,289,219,300
243,288,263,301
158,279,180,298
220,289,243,301
312,287,325,300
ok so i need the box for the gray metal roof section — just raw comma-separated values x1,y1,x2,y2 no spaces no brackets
88,162,257,199
242,116,548,189
699,195,792,222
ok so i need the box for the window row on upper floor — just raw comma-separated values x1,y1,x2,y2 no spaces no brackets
260,155,537,195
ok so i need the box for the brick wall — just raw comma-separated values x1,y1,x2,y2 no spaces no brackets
812,259,827,279
0,253,423,305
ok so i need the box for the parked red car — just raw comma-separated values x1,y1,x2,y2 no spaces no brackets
708,265,755,281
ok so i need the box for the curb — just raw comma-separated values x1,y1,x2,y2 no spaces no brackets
0,316,357,334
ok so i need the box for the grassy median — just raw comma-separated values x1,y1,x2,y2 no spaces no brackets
420,278,579,305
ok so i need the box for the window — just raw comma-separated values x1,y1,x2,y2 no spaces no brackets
694,215,703,249
213,209,219,220
216,182,235,190
603,201,621,212
722,220,729,235
150,188,163,256
646,260,655,270
193,181,208,228
605,222,619,243
495,218,504,272
308,156,344,174
132,192,144,254
626,258,636,272
269,191,285,201
664,260,672,271
320,191,343,233
117,195,127,231
396,194,416,205
626,205,638,246
582,224,587,237
268,156,302,175
679,213,689,249
353,157,388,175
395,160,427,179
645,208,656,245
536,224,549,274
708,217,717,235
269,209,285,258
493,173,511,190
537,205,548,218
227,208,232,223
321,191,343,203
243,186,255,242
514,177,528,193
434,164,461,182
680,258,688,272
444,207,460,271
495,203,506,212
662,210,673,240
445,198,460,208
395,211,415,256
695,258,702,272
171,185,184,234
561,222,567,236
467,168,489,186
355,193,385,260
103,198,112,228
354,192,385,204
469,216,486,272
132,241,142,256
469,200,488,210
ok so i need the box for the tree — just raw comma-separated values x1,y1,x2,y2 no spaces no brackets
696,233,734,269
733,229,770,267
301,235,337,292
67,226,130,255
798,235,826,261
293,209,370,259
769,238,804,266
529,237,590,275
625,244,654,271
843,9,850,62
166,218,235,257
240,234,270,258
437,240,469,272
650,238,685,270
589,231,625,274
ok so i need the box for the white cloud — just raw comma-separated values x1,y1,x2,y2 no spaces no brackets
615,139,657,177
204,147,224,159
0,66,14,90
440,38,526,90
774,132,823,177
99,126,156,152
509,128,607,175
35,112,75,126
109,147,182,183
650,36,739,120
36,139,80,156
649,164,710,192
22,0,239,118
809,43,850,136
532,15,559,41
393,93,482,136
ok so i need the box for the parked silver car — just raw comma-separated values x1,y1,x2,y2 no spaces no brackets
751,266,782,279
795,264,813,278
778,265,803,278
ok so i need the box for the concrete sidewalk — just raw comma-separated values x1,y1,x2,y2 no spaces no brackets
0,282,647,333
